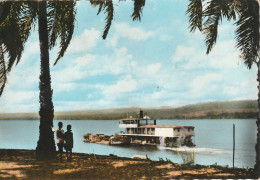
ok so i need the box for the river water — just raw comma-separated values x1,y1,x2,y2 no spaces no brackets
0,119,257,168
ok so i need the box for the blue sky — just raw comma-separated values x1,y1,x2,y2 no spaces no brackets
0,0,257,113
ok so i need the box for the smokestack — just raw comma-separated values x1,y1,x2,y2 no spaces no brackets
140,110,144,118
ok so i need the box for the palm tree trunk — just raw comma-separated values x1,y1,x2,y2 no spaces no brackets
36,1,56,160
256,0,260,177
256,71,260,176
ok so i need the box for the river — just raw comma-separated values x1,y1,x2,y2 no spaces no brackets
0,119,256,168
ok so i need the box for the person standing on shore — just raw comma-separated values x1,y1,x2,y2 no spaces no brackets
64,124,73,161
54,122,65,160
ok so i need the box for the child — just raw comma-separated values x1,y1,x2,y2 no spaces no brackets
55,122,64,160
64,124,73,161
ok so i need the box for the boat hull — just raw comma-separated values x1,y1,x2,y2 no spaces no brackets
119,134,195,148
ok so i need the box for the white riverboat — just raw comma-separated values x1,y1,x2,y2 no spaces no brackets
118,111,195,147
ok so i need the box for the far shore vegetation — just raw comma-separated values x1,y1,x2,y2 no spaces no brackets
0,100,257,120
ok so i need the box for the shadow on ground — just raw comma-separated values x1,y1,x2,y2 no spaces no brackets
0,149,256,179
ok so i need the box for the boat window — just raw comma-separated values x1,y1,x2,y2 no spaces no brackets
151,128,155,135
139,120,146,125
147,128,151,135
147,120,155,125
122,120,135,124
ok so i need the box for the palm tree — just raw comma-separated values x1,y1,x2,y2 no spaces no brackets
186,0,260,175
0,0,116,160
0,1,76,160
36,1,77,160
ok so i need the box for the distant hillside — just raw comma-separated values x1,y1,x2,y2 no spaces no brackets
0,100,258,120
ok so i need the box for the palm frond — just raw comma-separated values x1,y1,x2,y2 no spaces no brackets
102,1,113,39
186,0,203,32
16,2,38,65
90,0,114,40
90,0,105,15
0,2,36,97
202,0,241,54
0,2,23,71
0,2,37,71
219,0,237,20
132,0,145,22
0,2,11,23
235,0,259,68
48,1,76,65
0,46,6,96
203,0,222,54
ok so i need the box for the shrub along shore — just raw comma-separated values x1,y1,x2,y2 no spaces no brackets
0,149,256,179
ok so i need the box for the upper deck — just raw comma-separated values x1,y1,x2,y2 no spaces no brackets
119,117,156,128
119,111,195,137
119,124,195,137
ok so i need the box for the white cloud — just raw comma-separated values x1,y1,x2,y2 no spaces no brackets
146,63,162,74
2,90,38,104
68,28,100,53
25,41,39,55
76,54,96,67
190,73,223,96
106,35,118,47
160,34,173,42
114,23,154,41
209,41,240,69
52,66,83,83
106,23,155,47
151,90,167,100
172,45,205,70
102,75,137,96
54,101,90,112
53,83,75,93
88,47,134,76
172,40,241,70
51,47,135,94
52,53,97,85
0,90,39,112
223,78,257,98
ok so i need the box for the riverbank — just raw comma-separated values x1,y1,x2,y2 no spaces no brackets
0,100,257,120
0,149,256,179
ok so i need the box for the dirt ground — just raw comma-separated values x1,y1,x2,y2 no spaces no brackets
0,149,256,179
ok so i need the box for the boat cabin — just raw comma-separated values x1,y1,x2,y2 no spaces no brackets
118,111,195,147
119,122,194,138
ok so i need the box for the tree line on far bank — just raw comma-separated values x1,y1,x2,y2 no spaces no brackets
0,100,257,120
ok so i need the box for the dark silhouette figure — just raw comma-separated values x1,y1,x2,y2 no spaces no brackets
55,122,64,160
64,124,73,161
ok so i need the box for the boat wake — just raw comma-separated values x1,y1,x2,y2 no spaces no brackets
160,146,231,155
